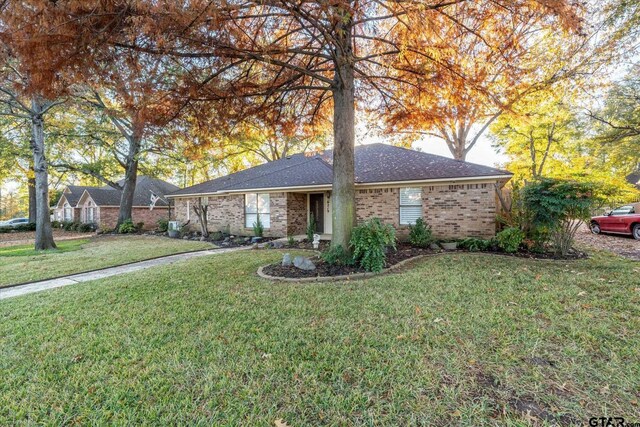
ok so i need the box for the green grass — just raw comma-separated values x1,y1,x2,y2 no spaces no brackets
0,239,90,257
0,250,638,425
0,235,213,287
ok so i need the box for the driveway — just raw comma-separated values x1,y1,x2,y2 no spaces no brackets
575,224,640,260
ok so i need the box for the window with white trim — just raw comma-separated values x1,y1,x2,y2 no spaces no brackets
245,193,271,228
63,203,73,221
86,201,96,222
399,187,422,225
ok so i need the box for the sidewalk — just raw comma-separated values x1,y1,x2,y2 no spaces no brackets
0,246,248,300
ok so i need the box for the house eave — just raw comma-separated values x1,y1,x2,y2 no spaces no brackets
167,174,512,199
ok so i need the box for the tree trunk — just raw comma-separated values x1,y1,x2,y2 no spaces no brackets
30,98,56,250
28,161,36,223
330,23,356,250
452,138,467,161
116,140,139,230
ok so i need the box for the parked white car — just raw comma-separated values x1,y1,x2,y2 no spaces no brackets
0,218,30,229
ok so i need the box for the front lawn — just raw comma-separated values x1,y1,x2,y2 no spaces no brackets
0,235,213,287
0,251,638,425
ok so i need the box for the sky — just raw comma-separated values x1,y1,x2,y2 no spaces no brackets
413,135,507,168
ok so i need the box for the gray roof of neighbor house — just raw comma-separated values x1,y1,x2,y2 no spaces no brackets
169,143,511,197
61,186,93,206
62,176,179,207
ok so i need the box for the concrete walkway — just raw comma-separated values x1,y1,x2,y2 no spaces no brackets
0,246,248,300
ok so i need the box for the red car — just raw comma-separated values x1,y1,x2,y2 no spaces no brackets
590,203,640,240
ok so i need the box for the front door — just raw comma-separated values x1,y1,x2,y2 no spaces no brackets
309,193,324,234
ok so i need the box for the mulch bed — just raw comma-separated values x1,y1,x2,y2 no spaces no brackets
262,242,588,279
262,242,436,279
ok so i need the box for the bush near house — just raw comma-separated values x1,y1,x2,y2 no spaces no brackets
118,219,137,234
350,218,396,273
157,218,169,232
495,227,525,253
408,218,434,248
520,178,599,256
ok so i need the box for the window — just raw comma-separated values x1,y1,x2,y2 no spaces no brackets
245,193,271,228
611,205,634,216
399,187,422,225
63,203,72,221
86,201,96,222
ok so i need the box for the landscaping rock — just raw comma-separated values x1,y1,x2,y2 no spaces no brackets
282,253,292,266
272,241,284,249
183,236,189,240
430,243,440,250
223,237,230,243
293,256,316,271
200,236,207,241
251,236,262,243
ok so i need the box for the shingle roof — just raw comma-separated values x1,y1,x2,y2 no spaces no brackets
63,186,93,206
65,176,179,207
169,143,511,197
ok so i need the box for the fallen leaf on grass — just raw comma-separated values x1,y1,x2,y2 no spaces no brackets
275,419,290,427
577,291,587,296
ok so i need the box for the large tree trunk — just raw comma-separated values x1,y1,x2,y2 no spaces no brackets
28,162,36,223
330,22,356,250
30,98,56,250
116,136,140,230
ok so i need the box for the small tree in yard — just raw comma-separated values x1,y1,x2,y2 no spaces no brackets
192,197,209,239
521,178,599,256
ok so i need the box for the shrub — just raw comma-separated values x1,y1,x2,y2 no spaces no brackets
495,227,524,253
136,222,145,231
252,216,264,237
320,245,355,266
62,221,75,231
78,223,97,233
99,224,113,234
306,214,316,242
287,235,296,246
118,219,137,234
210,231,224,241
521,178,599,256
51,220,61,229
459,237,492,252
350,218,396,273
157,218,169,232
15,222,37,232
408,218,433,248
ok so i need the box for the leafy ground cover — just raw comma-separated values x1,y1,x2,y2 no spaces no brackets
0,249,638,425
0,235,213,287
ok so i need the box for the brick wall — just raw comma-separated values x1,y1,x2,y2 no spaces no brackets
356,183,497,239
423,183,496,238
96,206,169,230
173,193,296,237
356,187,410,237
171,181,497,239
287,192,308,235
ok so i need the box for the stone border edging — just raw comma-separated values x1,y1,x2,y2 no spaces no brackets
256,250,585,283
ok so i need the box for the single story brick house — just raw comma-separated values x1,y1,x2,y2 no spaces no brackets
53,176,178,230
167,144,512,239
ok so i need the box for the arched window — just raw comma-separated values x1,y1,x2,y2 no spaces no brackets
63,203,72,221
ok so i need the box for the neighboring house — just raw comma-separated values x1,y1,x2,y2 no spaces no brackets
53,176,178,230
167,144,512,239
